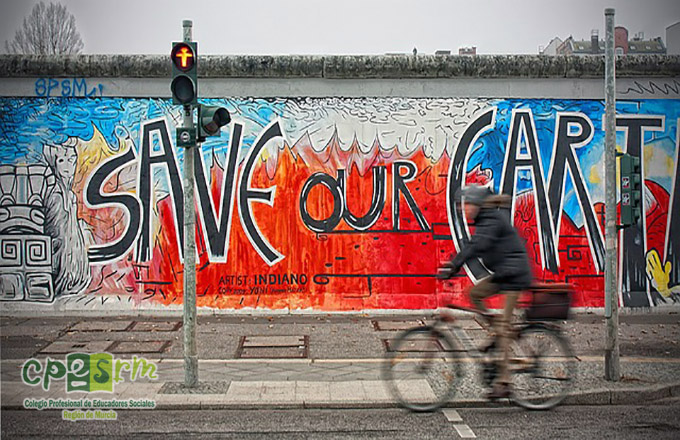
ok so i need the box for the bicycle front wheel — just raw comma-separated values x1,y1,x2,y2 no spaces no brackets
509,324,575,410
382,326,462,412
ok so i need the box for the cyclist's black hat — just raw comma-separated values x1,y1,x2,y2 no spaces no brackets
460,185,492,206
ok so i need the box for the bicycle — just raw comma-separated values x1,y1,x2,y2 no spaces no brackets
382,283,576,411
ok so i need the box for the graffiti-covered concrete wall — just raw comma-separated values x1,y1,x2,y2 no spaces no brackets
1,55,679,312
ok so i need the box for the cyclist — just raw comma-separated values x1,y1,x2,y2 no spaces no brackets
438,185,533,399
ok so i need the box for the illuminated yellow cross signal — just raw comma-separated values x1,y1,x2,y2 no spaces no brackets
172,43,195,71
175,46,193,69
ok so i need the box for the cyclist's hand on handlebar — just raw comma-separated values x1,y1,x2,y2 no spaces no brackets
436,267,451,279
437,263,459,280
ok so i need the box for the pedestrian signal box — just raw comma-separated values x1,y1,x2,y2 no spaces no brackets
170,42,197,105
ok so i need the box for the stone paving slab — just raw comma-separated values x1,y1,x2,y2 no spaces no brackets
119,382,164,398
160,381,230,394
261,381,297,402
383,338,444,352
239,346,306,359
237,335,309,359
0,324,69,337
372,320,425,331
295,381,330,403
224,381,262,402
243,335,306,347
108,340,171,354
150,360,385,382
38,340,113,354
131,321,182,332
1,379,398,408
70,321,134,332
13,319,71,326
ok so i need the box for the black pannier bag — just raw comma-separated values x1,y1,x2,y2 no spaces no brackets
525,284,572,321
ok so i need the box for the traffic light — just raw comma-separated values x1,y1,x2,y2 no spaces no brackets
620,153,642,227
170,41,197,105
197,105,231,141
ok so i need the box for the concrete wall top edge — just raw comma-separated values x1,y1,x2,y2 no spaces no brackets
2,54,679,79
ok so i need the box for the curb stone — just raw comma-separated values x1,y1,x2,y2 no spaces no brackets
5,382,680,411
610,382,672,405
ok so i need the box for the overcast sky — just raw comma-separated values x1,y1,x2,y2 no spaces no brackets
1,0,679,55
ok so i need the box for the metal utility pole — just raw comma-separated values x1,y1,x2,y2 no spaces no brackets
604,8,620,381
181,19,198,388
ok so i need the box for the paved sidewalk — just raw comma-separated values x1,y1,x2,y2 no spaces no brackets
2,313,680,410
2,357,680,410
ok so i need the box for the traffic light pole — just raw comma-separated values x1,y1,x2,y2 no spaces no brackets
604,8,620,381
181,19,198,388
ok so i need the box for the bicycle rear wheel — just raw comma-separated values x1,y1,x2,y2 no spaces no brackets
509,324,575,410
382,326,462,412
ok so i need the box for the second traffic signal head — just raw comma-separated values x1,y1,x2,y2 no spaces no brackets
620,153,642,227
170,42,197,106
198,105,231,141
171,76,196,105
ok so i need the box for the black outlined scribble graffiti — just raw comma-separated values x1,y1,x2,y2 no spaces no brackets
620,80,680,97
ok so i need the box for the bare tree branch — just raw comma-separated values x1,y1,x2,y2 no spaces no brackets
5,2,84,55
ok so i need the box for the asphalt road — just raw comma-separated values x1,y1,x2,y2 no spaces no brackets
2,400,679,439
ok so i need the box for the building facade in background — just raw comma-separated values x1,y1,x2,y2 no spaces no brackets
539,37,563,56
545,26,666,55
458,47,477,56
667,21,680,55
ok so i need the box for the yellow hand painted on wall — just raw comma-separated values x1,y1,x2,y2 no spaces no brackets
645,249,680,301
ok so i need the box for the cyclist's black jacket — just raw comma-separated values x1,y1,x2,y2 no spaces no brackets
450,207,532,291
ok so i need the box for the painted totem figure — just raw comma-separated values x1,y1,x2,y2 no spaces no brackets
43,138,90,295
0,164,55,301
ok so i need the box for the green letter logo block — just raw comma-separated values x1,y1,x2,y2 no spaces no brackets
90,353,114,392
66,353,91,392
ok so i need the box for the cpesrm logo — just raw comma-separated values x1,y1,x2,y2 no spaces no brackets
22,353,158,392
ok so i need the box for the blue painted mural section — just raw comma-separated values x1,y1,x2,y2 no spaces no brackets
464,99,679,227
0,97,287,180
